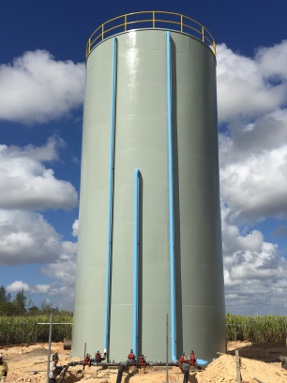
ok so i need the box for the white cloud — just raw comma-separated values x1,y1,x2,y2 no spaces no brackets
221,206,287,314
39,240,77,309
6,281,29,292
0,50,85,123
22,136,65,162
217,41,287,222
217,41,287,122
72,219,79,237
0,210,62,265
5,238,77,310
42,245,77,290
0,137,78,210
217,40,287,314
255,40,287,80
219,111,287,222
34,284,50,294
6,281,56,296
0,136,79,309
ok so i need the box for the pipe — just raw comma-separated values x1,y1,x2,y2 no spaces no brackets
104,36,118,355
166,30,177,362
57,364,70,383
133,168,140,357
181,362,190,383
61,360,179,368
116,362,128,383
46,313,53,383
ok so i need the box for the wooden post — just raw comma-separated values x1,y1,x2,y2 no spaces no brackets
166,313,169,383
46,313,53,383
235,349,241,383
82,342,87,372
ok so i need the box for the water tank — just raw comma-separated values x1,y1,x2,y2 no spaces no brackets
72,11,226,363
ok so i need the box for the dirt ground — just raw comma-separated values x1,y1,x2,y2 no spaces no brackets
1,341,287,383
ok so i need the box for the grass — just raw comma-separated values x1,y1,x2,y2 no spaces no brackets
1,313,287,345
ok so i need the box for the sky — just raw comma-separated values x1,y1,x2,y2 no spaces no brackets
0,0,287,316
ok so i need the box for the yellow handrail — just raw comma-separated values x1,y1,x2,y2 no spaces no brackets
86,11,216,58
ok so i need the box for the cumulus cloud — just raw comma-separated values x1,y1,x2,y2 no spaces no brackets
217,41,287,122
0,50,85,123
0,134,79,308
218,41,287,222
6,281,50,295
221,206,287,314
72,219,79,237
5,238,77,310
0,137,78,210
6,281,30,292
217,40,287,314
0,209,62,265
219,111,287,223
40,240,77,309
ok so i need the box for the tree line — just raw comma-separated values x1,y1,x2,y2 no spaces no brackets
0,285,71,316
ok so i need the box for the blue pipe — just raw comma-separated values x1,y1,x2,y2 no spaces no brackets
104,37,117,354
133,168,140,357
166,31,177,362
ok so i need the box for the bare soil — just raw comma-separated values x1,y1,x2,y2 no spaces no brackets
1,341,287,383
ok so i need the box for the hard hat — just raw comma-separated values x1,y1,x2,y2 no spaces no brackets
52,353,59,360
0,354,3,358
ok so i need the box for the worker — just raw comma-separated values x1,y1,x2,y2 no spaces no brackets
0,354,8,383
179,352,187,369
95,350,106,363
138,354,147,368
127,349,136,364
84,353,91,366
189,350,196,367
49,353,63,383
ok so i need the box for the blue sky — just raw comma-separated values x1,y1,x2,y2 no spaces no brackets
1,0,287,315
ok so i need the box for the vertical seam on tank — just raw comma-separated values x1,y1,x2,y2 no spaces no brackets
133,168,140,357
104,36,117,356
166,31,177,362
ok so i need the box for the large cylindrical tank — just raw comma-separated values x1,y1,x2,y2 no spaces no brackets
73,12,226,363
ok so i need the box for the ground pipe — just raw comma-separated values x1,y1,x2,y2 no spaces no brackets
181,362,190,383
62,359,180,369
56,359,184,383
57,364,71,383
116,362,128,383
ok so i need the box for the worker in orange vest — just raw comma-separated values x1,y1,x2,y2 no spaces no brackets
189,350,196,367
138,354,147,368
84,353,91,366
179,352,187,368
95,351,106,363
127,349,136,364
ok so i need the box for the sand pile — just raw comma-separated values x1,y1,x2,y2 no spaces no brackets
1,342,287,383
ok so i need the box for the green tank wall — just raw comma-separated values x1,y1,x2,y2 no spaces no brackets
72,29,226,363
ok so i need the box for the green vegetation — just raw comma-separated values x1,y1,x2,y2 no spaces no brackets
0,285,71,316
226,313,287,342
0,285,72,345
0,315,72,344
1,286,286,345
